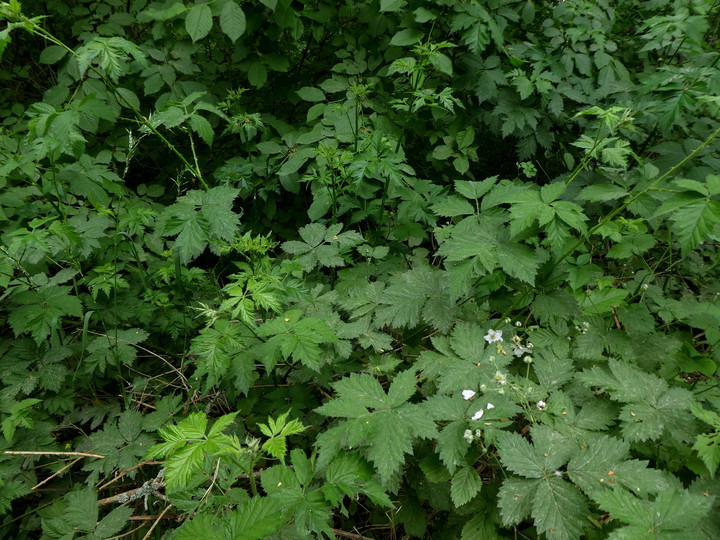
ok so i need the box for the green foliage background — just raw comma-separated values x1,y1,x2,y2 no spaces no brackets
1,0,720,538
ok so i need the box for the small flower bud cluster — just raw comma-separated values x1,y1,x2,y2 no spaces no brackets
574,321,591,334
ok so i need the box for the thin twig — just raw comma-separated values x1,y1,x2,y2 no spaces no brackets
331,529,374,540
98,460,163,491
128,513,183,521
4,451,104,458
107,522,148,540
32,457,83,490
142,504,173,540
88,330,189,390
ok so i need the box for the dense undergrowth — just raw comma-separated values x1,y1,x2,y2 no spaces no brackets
1,0,720,538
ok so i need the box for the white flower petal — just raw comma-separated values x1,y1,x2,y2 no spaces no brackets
471,409,484,421
461,389,476,401
486,403,495,410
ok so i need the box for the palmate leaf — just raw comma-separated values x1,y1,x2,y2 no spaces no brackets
416,323,512,396
567,435,668,497
190,320,248,392
595,488,713,538
8,286,82,344
496,425,590,538
375,265,457,332
316,370,435,483
258,310,337,371
578,358,694,442
156,186,241,264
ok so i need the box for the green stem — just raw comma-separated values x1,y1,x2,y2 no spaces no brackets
187,129,208,189
556,122,720,266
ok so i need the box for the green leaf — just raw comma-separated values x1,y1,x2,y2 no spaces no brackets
579,287,628,314
375,265,457,332
165,443,206,491
207,411,239,439
220,1,246,42
65,488,98,532
595,488,712,536
390,29,424,47
95,506,133,538
386,369,418,408
188,114,214,146
431,195,475,217
498,477,539,527
39,45,67,64
8,286,83,343
228,497,286,540
296,86,325,102
380,0,406,13
430,52,453,75
186,4,213,42
655,193,720,256
248,61,267,87
531,477,588,540
316,374,436,483
496,242,540,284
451,467,483,506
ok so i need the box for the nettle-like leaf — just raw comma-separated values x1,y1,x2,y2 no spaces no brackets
691,403,720,477
256,309,338,371
281,223,363,272
7,286,82,344
81,328,149,375
315,369,436,484
416,322,513,395
496,426,589,540
261,451,335,537
42,487,133,539
435,213,543,288
653,175,720,256
145,411,242,492
156,186,241,264
75,37,147,81
374,265,457,332
577,358,694,442
566,435,669,498
77,410,155,486
594,488,713,539
189,320,255,394
258,410,306,464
